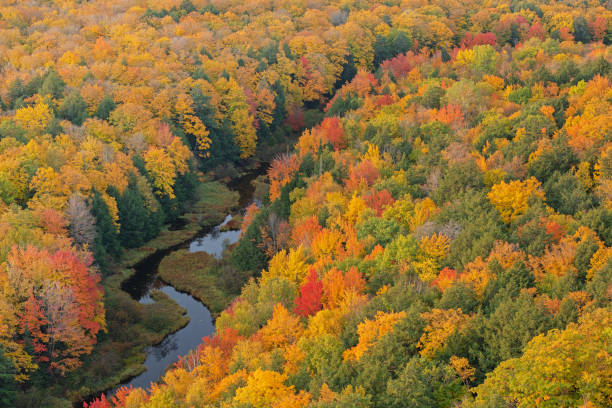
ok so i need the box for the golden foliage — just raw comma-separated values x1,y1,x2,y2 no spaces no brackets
343,310,406,361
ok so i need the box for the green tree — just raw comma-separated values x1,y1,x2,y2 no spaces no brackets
357,217,400,248
0,347,16,408
481,291,552,371
94,95,116,120
470,308,612,408
113,180,160,248
573,16,591,43
544,171,593,215
383,357,464,408
90,190,121,272
40,69,65,99
58,92,88,125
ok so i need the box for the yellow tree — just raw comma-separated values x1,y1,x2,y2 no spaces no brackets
144,147,177,198
418,308,472,358
215,77,257,158
343,310,406,361
174,93,212,157
259,303,304,349
261,246,310,286
413,233,450,282
487,178,544,223
234,369,294,408
14,101,53,134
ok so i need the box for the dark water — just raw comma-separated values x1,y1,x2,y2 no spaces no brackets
122,286,214,391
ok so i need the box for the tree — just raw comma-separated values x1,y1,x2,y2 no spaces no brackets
418,308,471,358
90,190,121,270
113,180,161,248
573,16,591,43
487,178,544,223
343,310,406,361
13,101,53,134
263,246,310,286
319,116,346,150
0,347,16,407
66,194,97,249
322,267,366,309
259,303,303,349
144,147,177,198
58,92,88,125
40,69,65,99
293,269,323,317
94,95,116,120
383,357,463,408
364,189,395,216
482,291,552,370
234,369,294,408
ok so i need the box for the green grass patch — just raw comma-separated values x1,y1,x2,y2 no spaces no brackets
158,249,243,315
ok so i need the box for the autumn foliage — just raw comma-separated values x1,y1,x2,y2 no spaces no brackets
293,269,323,317
3,0,612,407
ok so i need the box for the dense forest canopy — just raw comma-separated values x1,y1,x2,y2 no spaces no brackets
0,0,611,407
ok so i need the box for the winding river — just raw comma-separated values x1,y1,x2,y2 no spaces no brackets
114,169,261,393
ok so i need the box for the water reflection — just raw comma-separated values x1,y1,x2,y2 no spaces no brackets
117,286,215,392
189,215,241,257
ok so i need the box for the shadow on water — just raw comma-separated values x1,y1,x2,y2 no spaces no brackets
120,240,190,301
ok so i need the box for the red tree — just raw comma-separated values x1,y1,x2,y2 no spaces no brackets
293,269,323,317
50,251,104,338
285,108,305,132
20,291,49,361
84,393,111,408
319,116,346,150
364,189,395,216
345,160,380,191
460,32,497,48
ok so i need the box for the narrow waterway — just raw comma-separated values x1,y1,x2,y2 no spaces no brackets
114,167,263,393
124,285,215,390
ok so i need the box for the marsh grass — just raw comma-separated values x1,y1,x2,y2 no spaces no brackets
157,249,244,316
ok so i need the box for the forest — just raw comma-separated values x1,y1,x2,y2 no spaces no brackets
0,0,610,407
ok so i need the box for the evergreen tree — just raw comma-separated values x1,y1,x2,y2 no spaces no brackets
573,16,591,43
112,177,165,249
90,190,121,272
231,207,268,272
0,347,16,408
114,182,149,249
39,69,65,99
95,95,116,120
190,87,241,167
8,78,27,109
58,92,88,125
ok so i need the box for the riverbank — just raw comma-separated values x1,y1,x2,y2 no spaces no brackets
22,178,241,408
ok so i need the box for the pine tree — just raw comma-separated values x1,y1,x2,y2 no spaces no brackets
90,190,121,272
0,347,16,408
58,92,88,125
114,182,148,248
94,95,116,120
